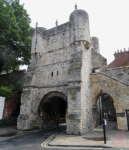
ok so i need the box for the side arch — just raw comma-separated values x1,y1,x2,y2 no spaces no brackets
90,73,129,131
95,93,116,122
94,92,116,108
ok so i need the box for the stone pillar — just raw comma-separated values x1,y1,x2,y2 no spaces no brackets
66,9,92,135
116,108,128,131
17,87,41,130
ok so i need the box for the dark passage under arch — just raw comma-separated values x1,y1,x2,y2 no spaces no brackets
38,91,67,129
95,93,116,127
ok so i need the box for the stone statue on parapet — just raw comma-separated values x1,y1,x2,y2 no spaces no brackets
75,4,77,10
55,20,58,26
36,22,38,28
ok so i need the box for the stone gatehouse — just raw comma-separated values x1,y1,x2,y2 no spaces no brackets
17,8,129,135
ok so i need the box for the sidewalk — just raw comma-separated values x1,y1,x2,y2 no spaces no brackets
49,122,129,148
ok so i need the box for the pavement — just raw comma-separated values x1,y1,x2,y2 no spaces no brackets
49,122,129,148
0,122,129,148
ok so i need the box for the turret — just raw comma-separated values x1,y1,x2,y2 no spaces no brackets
69,9,90,48
91,37,100,53
31,27,47,62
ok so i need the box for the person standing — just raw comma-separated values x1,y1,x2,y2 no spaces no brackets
108,111,112,122
105,111,108,122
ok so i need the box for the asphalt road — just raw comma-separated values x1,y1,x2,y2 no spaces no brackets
0,127,128,150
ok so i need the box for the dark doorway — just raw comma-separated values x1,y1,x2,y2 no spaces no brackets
39,96,67,129
96,93,116,126
103,94,116,121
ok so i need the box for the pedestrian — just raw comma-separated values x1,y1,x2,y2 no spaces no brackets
56,120,58,129
105,111,108,122
108,111,112,122
104,112,106,119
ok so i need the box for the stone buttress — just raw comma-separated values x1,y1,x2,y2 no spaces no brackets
66,10,92,135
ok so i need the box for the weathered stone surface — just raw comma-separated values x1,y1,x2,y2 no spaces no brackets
103,66,129,84
17,8,129,134
90,72,129,131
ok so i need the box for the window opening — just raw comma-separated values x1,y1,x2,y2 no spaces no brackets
52,72,53,77
57,71,58,76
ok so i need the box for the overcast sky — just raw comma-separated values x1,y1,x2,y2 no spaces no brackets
20,0,129,70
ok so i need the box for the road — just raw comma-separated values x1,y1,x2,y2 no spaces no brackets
0,127,128,150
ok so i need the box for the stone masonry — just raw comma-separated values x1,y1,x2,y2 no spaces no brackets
90,72,129,131
17,8,129,134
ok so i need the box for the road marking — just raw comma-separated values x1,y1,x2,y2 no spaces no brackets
41,132,102,149
41,133,57,147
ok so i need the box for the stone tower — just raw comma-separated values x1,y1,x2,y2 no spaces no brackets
17,8,99,134
17,7,129,134
66,9,92,134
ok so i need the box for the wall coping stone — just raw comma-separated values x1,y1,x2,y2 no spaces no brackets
33,60,70,68
107,65,129,70
90,72,129,86
23,84,68,88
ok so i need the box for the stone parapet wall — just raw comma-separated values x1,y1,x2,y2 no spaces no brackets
104,66,129,84
90,72,129,131
31,25,70,55
43,22,69,38
0,70,26,87
92,49,107,71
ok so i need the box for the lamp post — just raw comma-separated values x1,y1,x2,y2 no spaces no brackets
100,90,106,144
98,97,101,125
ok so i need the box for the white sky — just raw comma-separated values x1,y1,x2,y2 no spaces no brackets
20,0,129,70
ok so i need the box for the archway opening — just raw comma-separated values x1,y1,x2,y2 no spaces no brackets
96,93,116,126
39,95,67,129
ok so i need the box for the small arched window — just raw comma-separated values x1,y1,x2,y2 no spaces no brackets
51,72,53,77
57,71,58,76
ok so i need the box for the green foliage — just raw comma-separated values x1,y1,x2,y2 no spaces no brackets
0,86,13,99
0,80,23,99
14,81,22,94
0,0,33,74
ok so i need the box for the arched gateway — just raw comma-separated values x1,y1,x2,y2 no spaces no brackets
38,91,67,128
90,72,129,131
94,93,116,127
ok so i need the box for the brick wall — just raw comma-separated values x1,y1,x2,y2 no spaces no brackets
108,51,129,68
0,70,26,125
2,94,20,125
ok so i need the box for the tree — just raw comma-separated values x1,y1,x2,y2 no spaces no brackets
0,0,33,74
